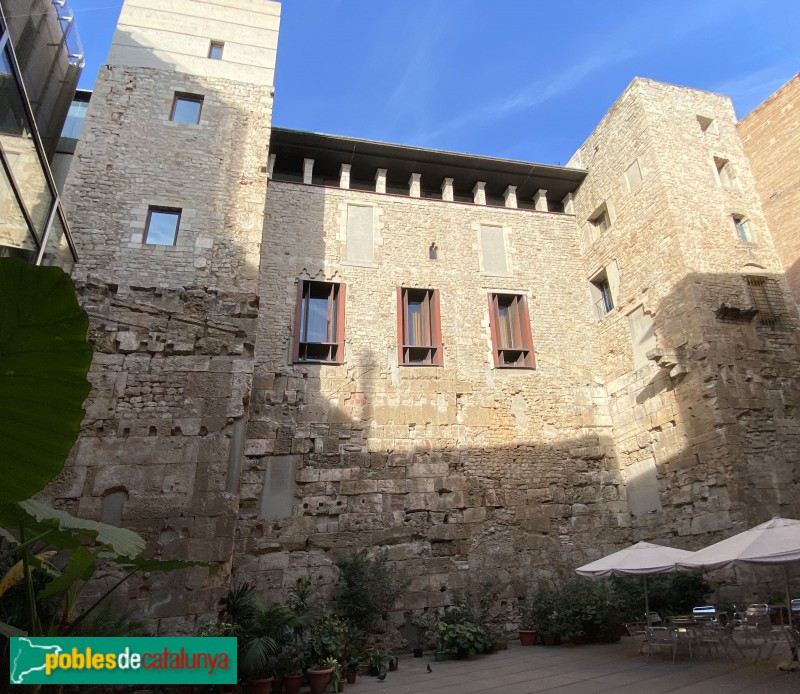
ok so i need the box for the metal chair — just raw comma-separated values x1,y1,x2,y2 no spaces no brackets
626,623,649,655
647,627,678,662
645,612,662,626
699,622,743,660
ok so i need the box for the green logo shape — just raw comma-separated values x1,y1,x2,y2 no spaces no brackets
10,637,237,685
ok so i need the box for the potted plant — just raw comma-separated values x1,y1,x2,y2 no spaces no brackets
387,654,399,671
437,620,490,658
329,659,345,692
306,656,337,694
411,612,436,657
276,644,305,694
514,599,539,646
367,649,385,676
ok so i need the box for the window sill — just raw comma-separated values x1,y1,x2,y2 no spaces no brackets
293,360,344,365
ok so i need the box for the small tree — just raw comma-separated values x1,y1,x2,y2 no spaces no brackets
335,549,409,632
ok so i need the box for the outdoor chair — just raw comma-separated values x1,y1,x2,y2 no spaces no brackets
699,622,743,660
755,626,799,663
626,623,649,655
740,606,772,648
645,612,662,626
646,627,678,662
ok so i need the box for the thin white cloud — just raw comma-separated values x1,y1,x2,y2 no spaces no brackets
711,65,798,117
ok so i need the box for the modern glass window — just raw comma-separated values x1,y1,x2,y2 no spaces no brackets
292,280,346,363
397,287,442,366
170,93,203,124
143,207,181,245
488,293,534,368
208,41,224,60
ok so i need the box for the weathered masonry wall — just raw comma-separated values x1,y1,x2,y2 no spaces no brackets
570,78,800,560
50,0,281,633
738,74,800,313
234,180,627,610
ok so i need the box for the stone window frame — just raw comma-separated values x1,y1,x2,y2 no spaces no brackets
731,213,755,244
474,221,513,277
208,40,224,60
292,279,346,364
713,155,739,190
589,203,612,238
337,201,384,268
589,268,615,319
396,286,443,367
129,201,196,249
143,206,182,246
170,92,204,124
487,291,535,369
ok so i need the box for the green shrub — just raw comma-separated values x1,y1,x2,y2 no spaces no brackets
335,549,409,632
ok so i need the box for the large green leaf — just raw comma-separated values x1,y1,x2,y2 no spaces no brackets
38,545,96,601
0,258,92,502
0,500,146,559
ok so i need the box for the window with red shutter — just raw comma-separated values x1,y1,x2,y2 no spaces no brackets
397,287,443,366
488,293,534,368
292,280,346,363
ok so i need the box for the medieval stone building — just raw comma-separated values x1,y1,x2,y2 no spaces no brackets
52,0,800,633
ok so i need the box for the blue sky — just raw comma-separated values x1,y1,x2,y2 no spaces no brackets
72,0,799,166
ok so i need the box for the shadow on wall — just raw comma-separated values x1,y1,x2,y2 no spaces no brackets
48,29,274,633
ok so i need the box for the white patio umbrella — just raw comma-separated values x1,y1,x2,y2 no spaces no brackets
576,541,695,620
677,517,800,628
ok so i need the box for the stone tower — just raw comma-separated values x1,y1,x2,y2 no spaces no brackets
56,0,280,632
569,78,800,548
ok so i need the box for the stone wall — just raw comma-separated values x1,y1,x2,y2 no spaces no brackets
570,79,800,556
234,181,626,614
47,0,280,633
738,74,800,313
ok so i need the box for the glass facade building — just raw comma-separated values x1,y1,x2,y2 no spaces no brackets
0,0,82,270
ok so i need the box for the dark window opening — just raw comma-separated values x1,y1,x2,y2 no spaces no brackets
429,243,438,260
292,280,346,363
488,293,534,368
398,287,443,366
590,271,614,318
733,214,750,242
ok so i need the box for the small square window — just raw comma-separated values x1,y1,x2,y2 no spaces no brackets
208,41,224,60
398,287,443,366
170,93,203,124
488,293,534,368
590,271,615,318
733,214,751,243
144,207,181,245
292,280,345,363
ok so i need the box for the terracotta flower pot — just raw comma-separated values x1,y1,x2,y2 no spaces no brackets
337,680,345,692
306,667,333,694
344,669,357,684
271,677,284,694
388,658,398,672
282,673,304,694
518,629,538,646
248,677,274,694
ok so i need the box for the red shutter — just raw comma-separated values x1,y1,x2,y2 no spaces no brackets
432,289,443,366
519,295,535,368
487,293,500,367
396,287,404,365
335,283,346,363
292,280,304,363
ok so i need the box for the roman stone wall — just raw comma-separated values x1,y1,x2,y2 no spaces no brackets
738,75,800,312
47,0,281,632
570,79,800,556
234,181,626,613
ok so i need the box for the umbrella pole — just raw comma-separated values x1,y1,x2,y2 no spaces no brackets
644,575,650,624
783,565,792,629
